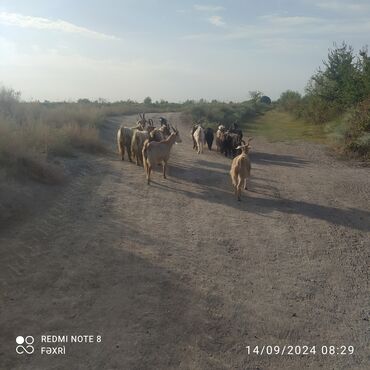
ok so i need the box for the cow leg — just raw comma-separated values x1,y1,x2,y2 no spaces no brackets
163,161,167,179
126,144,132,162
244,178,248,190
147,165,152,185
233,183,237,197
119,143,124,160
237,176,243,201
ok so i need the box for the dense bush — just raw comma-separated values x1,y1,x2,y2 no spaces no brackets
343,98,370,157
278,90,302,112
183,99,271,129
277,43,370,158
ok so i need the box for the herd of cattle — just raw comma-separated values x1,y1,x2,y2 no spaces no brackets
117,114,252,200
191,121,244,157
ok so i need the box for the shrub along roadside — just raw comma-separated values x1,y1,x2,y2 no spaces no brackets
343,98,370,158
183,99,272,130
277,43,370,159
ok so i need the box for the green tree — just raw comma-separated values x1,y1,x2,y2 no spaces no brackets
307,42,360,108
358,47,370,98
143,96,152,105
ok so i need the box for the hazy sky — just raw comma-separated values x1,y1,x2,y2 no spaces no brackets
0,0,369,102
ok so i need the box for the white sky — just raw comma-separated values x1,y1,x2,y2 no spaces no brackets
0,0,369,102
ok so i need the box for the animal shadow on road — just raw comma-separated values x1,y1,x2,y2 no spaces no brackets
197,159,230,171
251,152,309,168
158,163,370,232
1,190,236,370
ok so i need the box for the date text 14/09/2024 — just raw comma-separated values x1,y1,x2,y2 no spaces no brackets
246,345,354,356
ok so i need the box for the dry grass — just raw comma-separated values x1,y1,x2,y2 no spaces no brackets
0,119,64,183
0,87,108,183
45,123,106,157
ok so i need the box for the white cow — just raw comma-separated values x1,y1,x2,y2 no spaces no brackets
193,125,205,154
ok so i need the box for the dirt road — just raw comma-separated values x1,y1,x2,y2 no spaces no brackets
1,113,369,369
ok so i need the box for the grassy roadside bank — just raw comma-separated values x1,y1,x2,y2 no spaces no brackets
244,109,369,163
245,110,328,143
